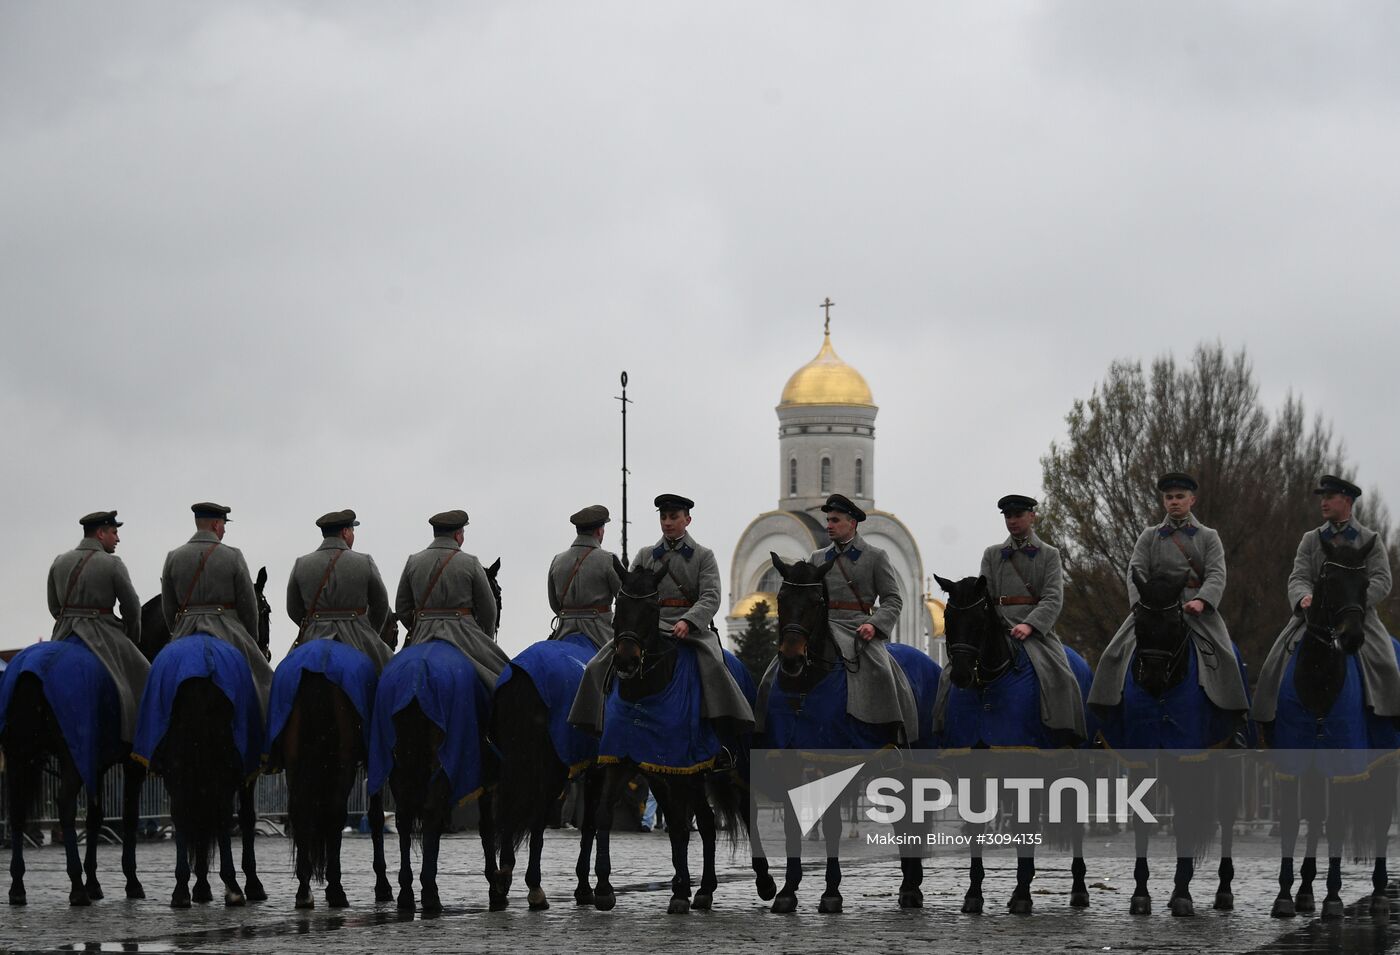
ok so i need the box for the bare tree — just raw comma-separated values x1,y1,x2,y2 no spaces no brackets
1037,342,1395,678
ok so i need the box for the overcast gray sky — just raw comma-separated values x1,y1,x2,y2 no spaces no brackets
3,1,1398,662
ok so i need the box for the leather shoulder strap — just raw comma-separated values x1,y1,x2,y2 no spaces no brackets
177,543,221,616
1168,533,1205,582
660,553,698,604
296,549,346,643
417,551,459,609
832,553,871,614
558,548,595,605
60,550,99,610
1004,552,1037,601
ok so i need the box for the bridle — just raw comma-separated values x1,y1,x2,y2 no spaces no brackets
1131,597,1191,686
944,593,1013,689
776,578,859,676
612,587,678,680
1304,559,1368,654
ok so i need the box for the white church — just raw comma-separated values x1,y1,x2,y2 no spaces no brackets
726,316,946,663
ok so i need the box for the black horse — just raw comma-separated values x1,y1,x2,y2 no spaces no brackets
141,568,272,907
588,564,749,914
1261,536,1398,920
2,638,152,905
935,573,1093,915
1096,570,1243,916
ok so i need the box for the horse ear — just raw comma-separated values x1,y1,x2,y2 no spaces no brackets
255,566,267,590
770,552,790,579
818,559,836,578
932,573,955,594
612,555,627,578
652,564,669,588
975,575,989,593
1359,535,1377,559
488,557,501,576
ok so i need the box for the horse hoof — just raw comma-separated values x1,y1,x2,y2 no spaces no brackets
1169,896,1194,917
69,888,91,907
1271,896,1296,918
192,882,213,904
527,888,549,911
756,873,777,901
691,892,712,910
771,893,798,914
1008,895,1033,915
1070,890,1091,908
818,892,843,914
126,881,145,901
421,890,442,916
170,888,191,910
375,879,394,904
326,886,349,909
1130,895,1152,916
495,869,513,894
85,881,103,901
295,892,314,910
244,878,267,903
1372,893,1391,917
225,888,246,907
593,889,616,912
574,885,595,907
1321,897,1345,920
899,888,923,909
1295,891,1315,913
1213,891,1233,911
961,895,983,915
8,886,26,907
488,888,509,912
668,896,691,915
397,891,415,913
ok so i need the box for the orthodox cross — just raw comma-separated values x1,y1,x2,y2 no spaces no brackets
819,297,835,335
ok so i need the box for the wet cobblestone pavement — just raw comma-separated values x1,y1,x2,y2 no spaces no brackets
1,830,1398,954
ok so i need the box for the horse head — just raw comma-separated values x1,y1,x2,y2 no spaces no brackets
380,612,400,650
611,564,668,680
1130,569,1190,698
770,552,834,678
935,573,1009,690
139,594,169,663
486,558,503,624
1308,536,1375,656
255,567,271,661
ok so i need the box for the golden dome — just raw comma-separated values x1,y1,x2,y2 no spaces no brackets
779,331,874,407
728,591,777,620
925,597,945,638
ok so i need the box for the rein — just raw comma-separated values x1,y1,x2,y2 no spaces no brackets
944,594,1014,688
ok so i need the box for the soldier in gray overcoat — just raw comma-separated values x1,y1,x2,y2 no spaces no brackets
1088,474,1250,716
755,494,919,743
547,504,622,650
395,509,510,692
1252,475,1400,722
46,510,150,743
160,502,274,718
933,495,1086,741
569,494,755,736
286,509,392,672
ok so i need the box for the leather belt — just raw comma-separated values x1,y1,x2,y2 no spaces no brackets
828,600,869,613
997,596,1038,606
179,603,235,616
659,598,694,608
417,607,474,620
561,605,612,615
61,606,113,617
311,608,366,621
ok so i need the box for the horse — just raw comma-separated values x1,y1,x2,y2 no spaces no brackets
133,568,272,907
1259,536,1399,920
488,558,624,911
587,563,751,915
752,554,941,914
1,636,153,906
934,572,1095,915
1094,570,1247,916
366,560,503,915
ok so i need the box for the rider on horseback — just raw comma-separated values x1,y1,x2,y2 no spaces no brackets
160,503,273,718
287,508,392,671
395,509,510,692
1252,474,1400,723
1088,474,1250,720
546,504,622,650
46,511,149,747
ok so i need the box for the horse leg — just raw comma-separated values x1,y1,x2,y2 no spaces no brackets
82,789,104,900
963,837,985,915
192,834,212,903
324,825,349,909
170,827,191,909
591,765,625,911
7,754,32,905
480,792,508,911
420,817,443,916
772,778,803,914
237,778,265,902
219,822,246,907
1370,763,1396,916
1296,772,1325,913
661,781,693,915
1272,777,1299,917
1214,759,1237,911
121,759,145,900
574,769,601,905
395,810,416,912
896,802,924,909
1008,792,1036,915
294,822,314,910
369,793,394,903
817,801,842,914
525,822,548,910
1320,777,1345,920
1130,795,1151,915
1070,823,1090,908
57,764,88,906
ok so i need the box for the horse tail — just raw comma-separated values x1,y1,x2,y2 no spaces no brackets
163,677,239,861
1,674,55,835
388,700,440,851
491,671,567,852
283,672,359,883
705,766,750,852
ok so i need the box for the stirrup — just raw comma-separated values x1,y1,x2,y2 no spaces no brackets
712,746,736,773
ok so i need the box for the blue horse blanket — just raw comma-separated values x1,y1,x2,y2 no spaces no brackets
1101,642,1244,752
0,637,122,793
599,643,719,773
265,639,378,762
132,634,264,778
368,640,490,804
497,639,598,776
942,644,1093,749
760,645,942,752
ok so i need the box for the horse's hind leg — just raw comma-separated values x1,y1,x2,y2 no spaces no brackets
170,828,191,909
480,792,507,911
369,793,393,903
1272,777,1300,917
395,811,416,912
692,794,717,910
192,835,212,904
219,823,246,907
573,769,601,906
591,765,625,911
82,789,104,900
7,752,33,905
121,759,145,899
525,822,548,910
237,778,266,902
57,764,88,906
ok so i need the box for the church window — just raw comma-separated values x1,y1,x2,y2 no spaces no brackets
855,458,864,496
820,456,831,493
788,458,797,496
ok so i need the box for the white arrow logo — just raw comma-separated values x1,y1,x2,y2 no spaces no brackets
787,763,866,837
